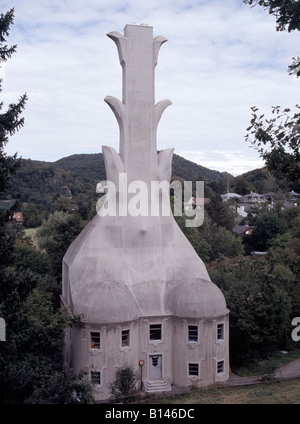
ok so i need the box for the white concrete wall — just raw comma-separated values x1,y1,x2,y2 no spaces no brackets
63,312,229,401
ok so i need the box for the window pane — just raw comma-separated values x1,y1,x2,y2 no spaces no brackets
189,363,199,376
188,325,198,342
91,371,101,385
122,329,130,347
91,332,100,349
217,324,224,340
217,361,224,373
150,324,161,340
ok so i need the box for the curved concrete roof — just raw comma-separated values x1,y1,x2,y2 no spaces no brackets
63,213,228,323
71,280,141,323
165,278,228,318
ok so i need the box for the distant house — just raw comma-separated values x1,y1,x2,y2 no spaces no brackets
13,212,24,224
289,191,300,201
0,199,16,210
233,225,254,237
183,197,210,211
240,192,266,203
263,192,275,202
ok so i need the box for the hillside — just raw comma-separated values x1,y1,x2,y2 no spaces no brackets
2,153,231,223
53,152,229,184
234,167,299,194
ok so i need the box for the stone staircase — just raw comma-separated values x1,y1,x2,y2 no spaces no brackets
143,378,171,393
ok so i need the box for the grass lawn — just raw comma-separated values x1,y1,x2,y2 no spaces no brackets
140,379,300,404
139,350,300,405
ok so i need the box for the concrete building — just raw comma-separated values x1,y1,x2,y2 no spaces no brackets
61,24,229,401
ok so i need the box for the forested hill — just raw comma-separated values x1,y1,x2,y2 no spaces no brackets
54,153,106,183
171,153,230,182
4,153,231,222
54,152,230,183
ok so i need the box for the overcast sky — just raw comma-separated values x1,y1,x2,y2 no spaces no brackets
1,0,299,176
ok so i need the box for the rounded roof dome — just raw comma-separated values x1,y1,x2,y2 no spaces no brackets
72,280,141,323
165,278,228,318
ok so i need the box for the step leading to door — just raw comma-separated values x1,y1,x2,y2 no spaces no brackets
143,378,171,393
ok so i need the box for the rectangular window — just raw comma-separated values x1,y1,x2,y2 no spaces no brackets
217,360,224,374
188,363,199,376
91,371,101,385
150,324,161,340
122,329,130,347
188,325,198,342
90,332,100,349
217,323,224,340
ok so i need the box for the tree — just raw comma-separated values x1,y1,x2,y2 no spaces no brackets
0,8,27,195
209,254,294,365
245,105,300,181
0,11,93,403
251,211,287,250
0,9,27,266
243,0,300,32
205,193,236,230
109,365,137,403
37,211,85,279
244,1,300,180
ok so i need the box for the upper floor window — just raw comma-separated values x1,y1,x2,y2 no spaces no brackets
188,325,198,342
150,324,161,340
90,331,100,349
122,329,130,347
217,324,224,341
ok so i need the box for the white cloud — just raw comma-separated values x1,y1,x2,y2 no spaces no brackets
1,0,299,176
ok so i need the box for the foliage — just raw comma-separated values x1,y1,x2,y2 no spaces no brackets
109,365,137,403
209,253,298,365
24,370,94,404
0,8,27,267
245,105,300,181
176,212,244,263
243,0,300,32
0,281,93,403
37,211,85,279
0,10,93,404
250,211,287,250
0,8,27,195
244,1,300,180
171,153,229,183
205,193,236,230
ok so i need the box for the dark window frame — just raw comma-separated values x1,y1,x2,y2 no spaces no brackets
90,331,101,349
122,329,130,347
149,324,162,341
91,371,101,385
188,325,198,342
188,363,199,376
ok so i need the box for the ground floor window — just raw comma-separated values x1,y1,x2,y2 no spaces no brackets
91,371,101,385
188,363,199,376
217,360,224,374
